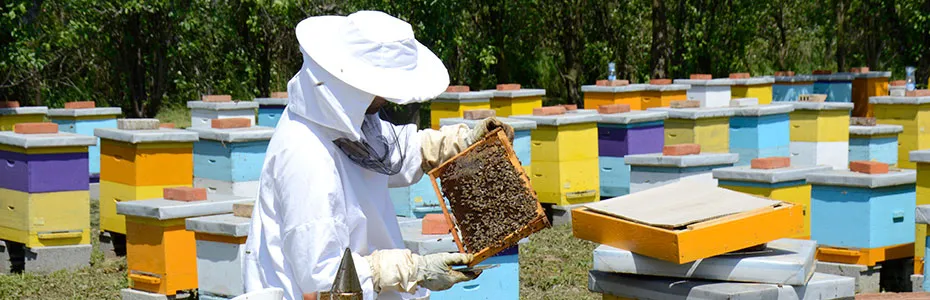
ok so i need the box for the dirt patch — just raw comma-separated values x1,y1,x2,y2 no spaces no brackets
439,138,538,252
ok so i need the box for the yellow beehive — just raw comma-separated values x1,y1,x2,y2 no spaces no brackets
512,112,599,206
0,106,47,131
117,193,250,295
490,89,544,117
640,84,689,109
656,107,736,153
871,95,930,169
581,84,648,111
910,150,930,273
851,71,890,117
430,91,492,130
95,127,198,235
0,188,90,248
731,77,775,105
789,102,853,143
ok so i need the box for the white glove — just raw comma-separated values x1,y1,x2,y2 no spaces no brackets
418,117,515,172
365,249,477,294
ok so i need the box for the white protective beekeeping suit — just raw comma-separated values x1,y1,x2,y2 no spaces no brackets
242,11,513,300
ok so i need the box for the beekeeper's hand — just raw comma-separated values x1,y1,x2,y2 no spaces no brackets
366,249,477,294
470,117,514,143
419,117,515,172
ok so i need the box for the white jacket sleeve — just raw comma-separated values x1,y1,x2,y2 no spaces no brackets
274,149,376,299
385,120,425,188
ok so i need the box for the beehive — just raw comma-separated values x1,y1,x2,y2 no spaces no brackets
117,193,250,295
48,107,121,176
649,107,736,153
852,71,891,117
253,96,288,127
429,91,492,130
581,84,648,111
625,152,738,193
849,124,903,166
729,104,793,166
773,74,816,102
714,164,831,239
730,77,775,105
808,169,916,266
511,113,600,205
789,102,853,169
590,272,854,300
871,95,930,169
673,78,735,108
186,213,250,299
910,151,930,273
95,127,198,236
490,88,544,117
917,205,930,286
641,83,690,109
187,126,273,197
597,111,668,197
187,100,258,129
0,106,47,131
813,73,854,103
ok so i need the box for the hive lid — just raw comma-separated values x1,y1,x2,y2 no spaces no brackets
732,104,794,116
646,107,736,119
729,77,775,86
774,75,816,83
187,100,259,110
0,131,97,148
646,84,691,92
584,181,779,229
869,96,930,105
581,84,649,93
0,106,47,116
185,213,251,237
587,271,854,300
852,71,892,79
47,107,122,117
790,102,853,111
849,124,903,136
253,97,288,106
672,78,736,86
186,126,275,143
598,111,668,124
510,113,599,126
812,73,855,81
713,165,832,183
94,127,199,144
806,169,916,188
438,117,537,131
624,152,739,168
433,91,493,102
116,193,252,220
490,89,546,98
592,238,816,285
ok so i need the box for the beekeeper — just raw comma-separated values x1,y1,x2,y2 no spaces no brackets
242,11,514,300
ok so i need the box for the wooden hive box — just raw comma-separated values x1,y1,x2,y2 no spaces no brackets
429,129,550,266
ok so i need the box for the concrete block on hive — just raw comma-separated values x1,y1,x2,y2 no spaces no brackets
596,80,630,87
117,118,160,130
463,109,496,120
851,117,878,126
850,161,890,174
233,203,254,218
211,118,251,129
13,122,57,134
907,90,930,97
663,144,700,156
64,101,95,109
751,157,790,169
729,73,751,79
270,92,288,98
816,261,881,293
421,214,451,235
445,85,470,93
799,94,827,102
0,101,19,108
649,79,671,85
532,106,566,116
597,104,631,114
163,187,207,202
670,100,701,108
202,95,232,102
690,74,712,80
496,83,521,91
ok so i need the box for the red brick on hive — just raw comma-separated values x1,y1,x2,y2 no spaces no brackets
422,213,451,235
649,79,672,85
850,67,870,73
560,104,578,111
751,157,790,169
533,106,566,116
906,90,930,97
270,92,288,98
0,101,19,108
812,70,832,75
159,123,176,128
163,187,207,202
463,109,496,120
596,79,630,87
446,85,470,93
64,101,95,109
690,74,712,80
663,144,700,156
496,84,521,91
890,80,906,87
597,104,631,114
849,161,889,174
13,122,58,134
211,118,251,129
729,73,751,79
774,71,795,77
202,95,232,102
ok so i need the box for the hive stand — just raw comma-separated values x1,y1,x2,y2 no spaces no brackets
186,213,250,299
849,124,903,166
730,76,775,105
590,271,854,300
648,107,736,153
488,88,545,117
813,73,855,103
673,78,735,108
429,91,492,130
187,101,258,129
117,193,251,296
0,129,96,273
186,126,273,197
852,71,891,117
0,106,47,131
597,111,668,198
581,84,649,111
95,126,198,256
641,83,690,108
773,75,816,102
253,96,288,127
871,95,930,169
625,152,738,193
714,163,831,239
729,105,793,165
789,102,853,169
816,261,881,294
48,107,122,177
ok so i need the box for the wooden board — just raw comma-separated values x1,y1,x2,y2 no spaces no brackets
584,181,780,229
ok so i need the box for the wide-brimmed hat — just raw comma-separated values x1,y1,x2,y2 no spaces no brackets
295,11,449,105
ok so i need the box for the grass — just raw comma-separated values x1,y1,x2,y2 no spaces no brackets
155,103,192,128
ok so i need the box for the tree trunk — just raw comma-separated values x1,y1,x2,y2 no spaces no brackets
650,0,669,79
835,0,848,72
774,5,788,70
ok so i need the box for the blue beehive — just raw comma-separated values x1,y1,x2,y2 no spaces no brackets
254,96,287,128
773,75,816,102
48,107,121,178
597,111,668,197
849,124,902,166
729,104,793,166
187,126,273,197
813,73,854,103
808,169,916,250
